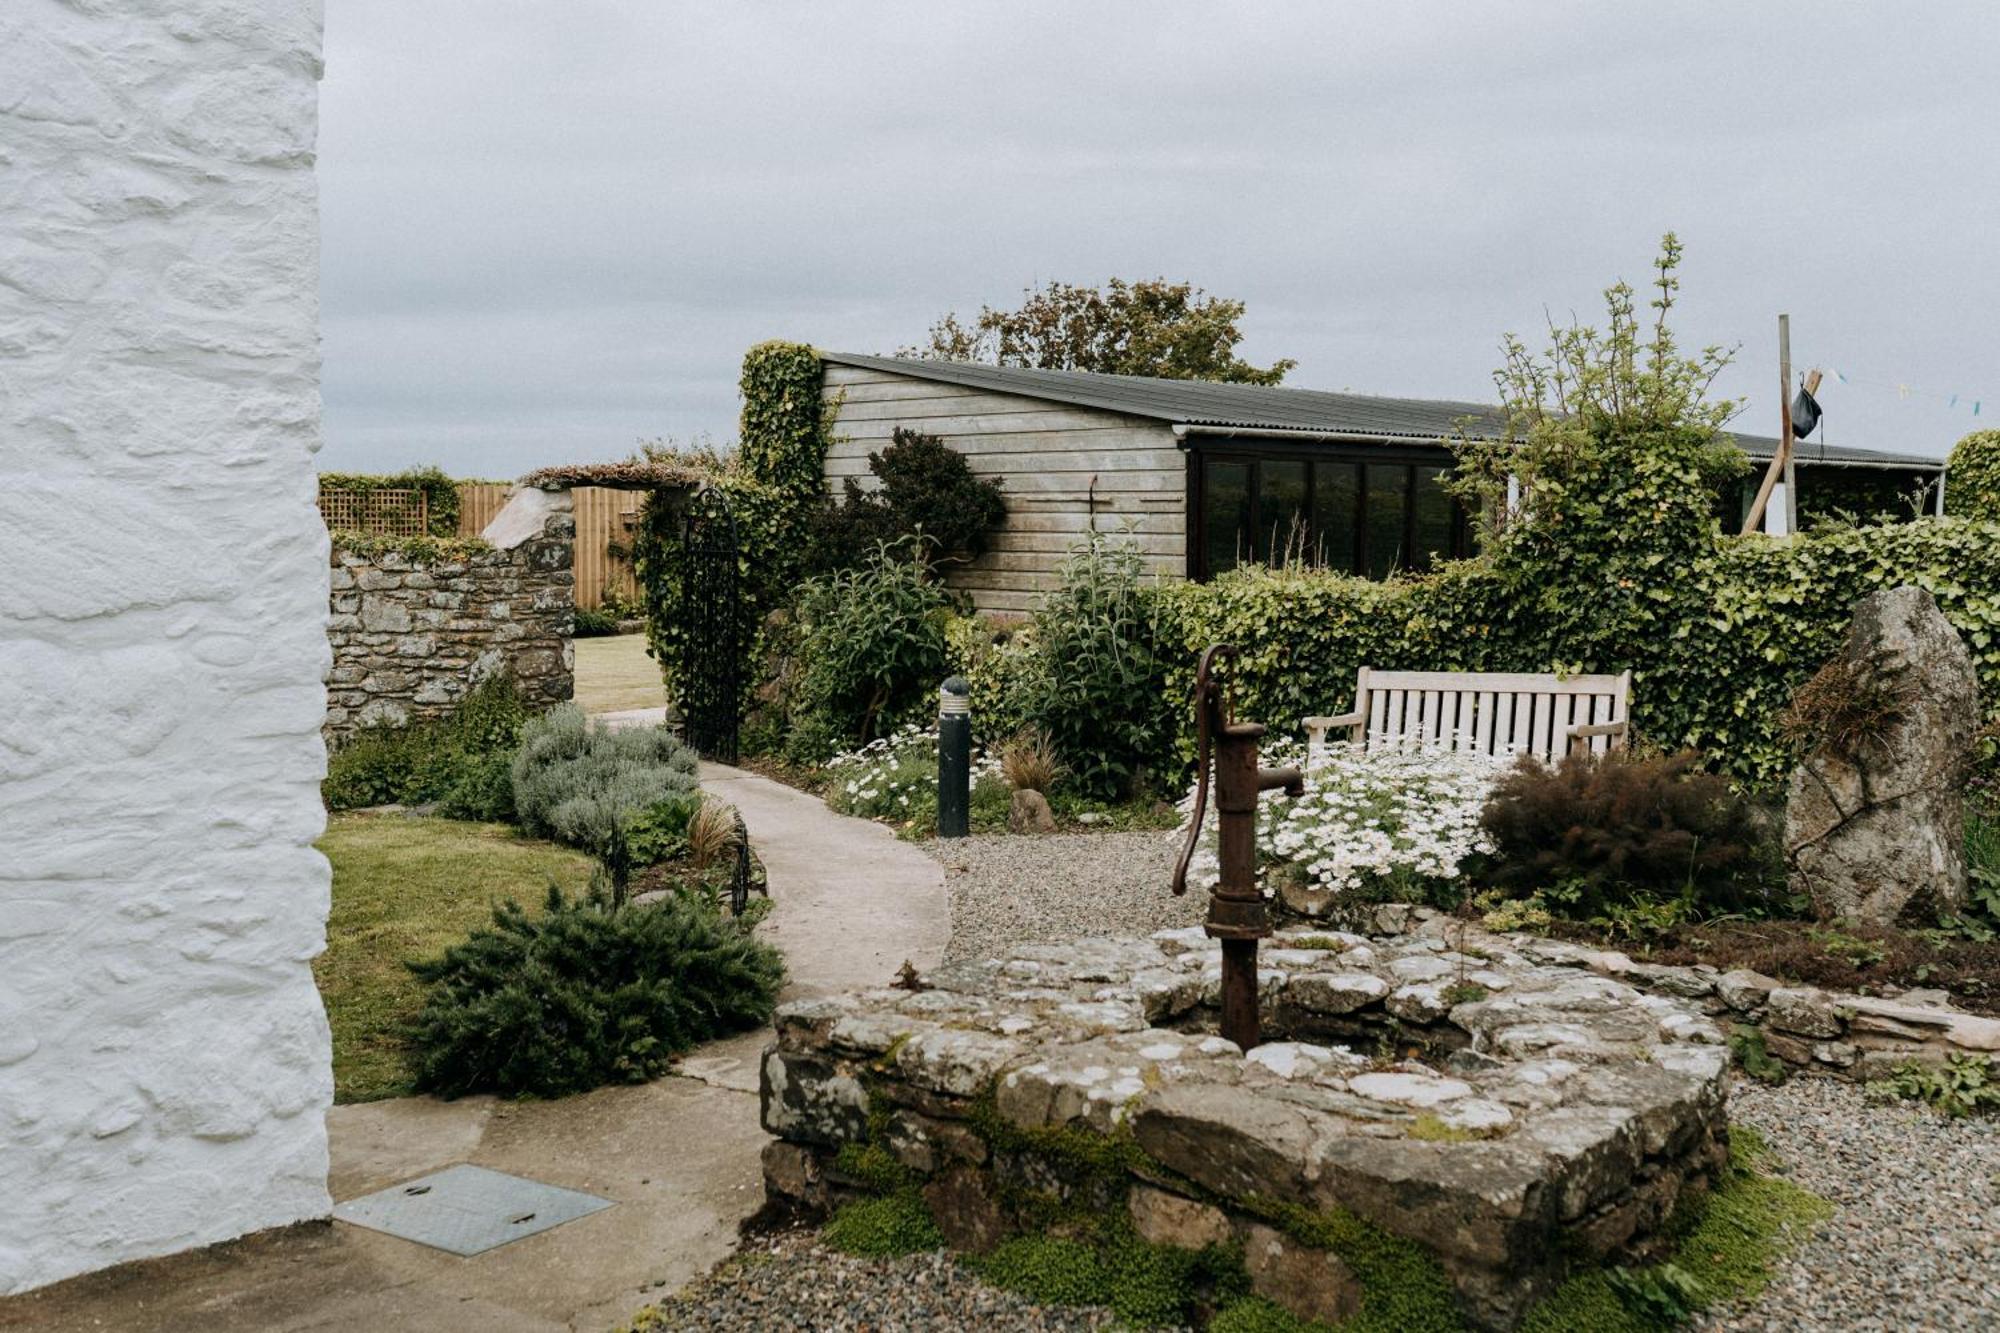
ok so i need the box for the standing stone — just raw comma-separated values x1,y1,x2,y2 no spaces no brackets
1785,586,1979,924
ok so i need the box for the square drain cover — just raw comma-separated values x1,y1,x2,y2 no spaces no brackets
334,1164,612,1256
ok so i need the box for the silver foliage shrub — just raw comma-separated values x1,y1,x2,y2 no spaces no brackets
510,704,699,854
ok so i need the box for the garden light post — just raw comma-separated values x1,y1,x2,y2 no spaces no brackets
1172,645,1303,1052
938,676,971,838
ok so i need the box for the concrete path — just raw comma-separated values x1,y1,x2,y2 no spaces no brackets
5,766,947,1332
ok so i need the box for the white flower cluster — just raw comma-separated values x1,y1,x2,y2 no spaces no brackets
824,723,1001,820
1177,738,1503,901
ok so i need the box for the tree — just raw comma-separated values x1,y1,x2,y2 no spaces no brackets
910,278,1295,385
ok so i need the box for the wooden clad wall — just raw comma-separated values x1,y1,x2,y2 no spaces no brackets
822,363,1187,615
456,482,641,611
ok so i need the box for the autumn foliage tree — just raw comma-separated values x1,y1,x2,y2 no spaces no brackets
910,277,1294,385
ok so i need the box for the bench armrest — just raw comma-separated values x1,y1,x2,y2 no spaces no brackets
1304,711,1365,745
1563,719,1628,753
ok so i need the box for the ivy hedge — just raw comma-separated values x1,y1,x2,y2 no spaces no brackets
634,341,836,713
1155,515,2000,786
318,465,462,536
1948,430,2000,522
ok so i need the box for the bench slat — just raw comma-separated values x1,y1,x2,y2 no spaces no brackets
1361,670,1627,695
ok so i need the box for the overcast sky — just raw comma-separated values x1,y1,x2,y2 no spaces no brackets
319,3,1998,477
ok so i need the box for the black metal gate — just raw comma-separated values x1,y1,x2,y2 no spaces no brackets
678,486,742,763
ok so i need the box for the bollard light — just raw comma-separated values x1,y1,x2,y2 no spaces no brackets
937,676,971,838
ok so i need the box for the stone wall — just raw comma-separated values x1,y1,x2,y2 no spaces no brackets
325,500,575,741
0,0,331,1295
761,925,1733,1330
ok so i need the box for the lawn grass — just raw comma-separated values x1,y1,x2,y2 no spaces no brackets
573,632,668,715
315,811,597,1102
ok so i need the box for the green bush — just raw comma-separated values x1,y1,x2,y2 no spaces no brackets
805,427,1007,575
509,705,700,882
323,675,529,812
1478,750,1781,918
1020,532,1175,797
407,883,784,1098
785,540,955,757
572,606,622,637
1947,430,2000,522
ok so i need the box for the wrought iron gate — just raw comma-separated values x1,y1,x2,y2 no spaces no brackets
678,486,742,763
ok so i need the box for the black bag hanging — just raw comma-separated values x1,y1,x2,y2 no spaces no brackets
1790,384,1822,439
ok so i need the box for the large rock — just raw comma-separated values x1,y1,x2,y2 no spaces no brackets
1785,586,1979,924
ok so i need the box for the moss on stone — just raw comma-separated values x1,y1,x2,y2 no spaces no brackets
1406,1113,1476,1143
1237,1196,1463,1332
970,1217,1249,1329
967,1092,1151,1182
822,1190,944,1258
832,1141,916,1195
1520,1125,1832,1331
1728,1024,1790,1085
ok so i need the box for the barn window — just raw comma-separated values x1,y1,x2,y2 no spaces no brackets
1194,447,1474,579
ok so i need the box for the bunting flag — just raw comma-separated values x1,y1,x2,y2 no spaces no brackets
1822,366,1982,419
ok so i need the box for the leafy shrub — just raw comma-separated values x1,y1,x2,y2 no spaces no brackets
949,614,1041,749
1180,739,1501,907
510,705,700,884
407,883,784,1098
1946,429,2000,522
572,606,622,637
435,750,517,822
1871,1054,2000,1117
1022,532,1174,797
323,675,529,812
806,427,1007,574
1479,750,1779,917
785,540,955,757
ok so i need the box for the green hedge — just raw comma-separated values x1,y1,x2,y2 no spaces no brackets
319,465,461,537
635,342,835,719
1154,517,2000,786
1948,430,2000,522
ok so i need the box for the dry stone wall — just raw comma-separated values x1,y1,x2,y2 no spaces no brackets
762,925,1733,1330
0,0,331,1294
325,504,575,741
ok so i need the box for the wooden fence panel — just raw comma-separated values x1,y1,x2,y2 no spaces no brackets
454,482,640,611
573,486,642,611
456,483,512,537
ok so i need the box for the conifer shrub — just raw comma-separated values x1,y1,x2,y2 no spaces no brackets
1479,750,1779,917
407,883,784,1098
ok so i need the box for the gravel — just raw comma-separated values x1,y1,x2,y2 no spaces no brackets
680,830,2000,1330
1702,1077,2000,1333
925,830,1198,965
631,1228,1125,1332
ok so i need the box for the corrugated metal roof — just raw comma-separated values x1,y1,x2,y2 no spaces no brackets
822,351,1945,469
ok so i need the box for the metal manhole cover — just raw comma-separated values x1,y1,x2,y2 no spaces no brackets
333,1164,612,1256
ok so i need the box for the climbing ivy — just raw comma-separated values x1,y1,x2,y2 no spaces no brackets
738,340,837,497
318,465,462,536
1947,429,2000,522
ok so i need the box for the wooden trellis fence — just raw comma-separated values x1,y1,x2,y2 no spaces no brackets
316,486,428,537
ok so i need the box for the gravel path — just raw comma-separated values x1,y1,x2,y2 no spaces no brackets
1702,1078,2000,1333
630,1229,1127,1332
926,830,1197,965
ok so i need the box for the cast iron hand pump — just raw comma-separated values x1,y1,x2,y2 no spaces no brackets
1172,644,1304,1051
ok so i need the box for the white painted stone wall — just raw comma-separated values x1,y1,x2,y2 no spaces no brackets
0,1,331,1294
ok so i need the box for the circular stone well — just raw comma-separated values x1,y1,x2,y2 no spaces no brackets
760,919,1732,1331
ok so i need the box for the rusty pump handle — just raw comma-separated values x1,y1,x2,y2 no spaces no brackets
1171,643,1235,897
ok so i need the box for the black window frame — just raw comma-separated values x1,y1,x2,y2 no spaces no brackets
1187,440,1475,581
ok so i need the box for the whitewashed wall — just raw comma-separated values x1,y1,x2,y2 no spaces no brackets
0,0,331,1294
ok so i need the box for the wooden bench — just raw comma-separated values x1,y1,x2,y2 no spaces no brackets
1304,668,1631,765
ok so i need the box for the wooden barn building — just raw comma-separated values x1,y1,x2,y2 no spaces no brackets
819,352,1947,615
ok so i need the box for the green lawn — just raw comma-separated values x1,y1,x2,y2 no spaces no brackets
315,812,596,1102
573,632,668,715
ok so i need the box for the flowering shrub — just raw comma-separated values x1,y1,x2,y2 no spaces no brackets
1178,739,1503,905
824,724,1004,824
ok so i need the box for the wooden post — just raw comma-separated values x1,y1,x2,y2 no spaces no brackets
1740,314,1795,536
